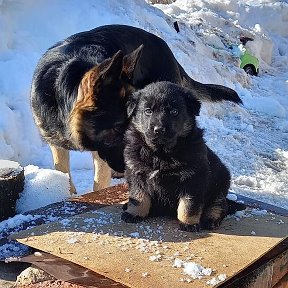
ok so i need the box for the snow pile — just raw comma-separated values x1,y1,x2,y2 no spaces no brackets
173,258,227,285
156,0,288,68
173,258,212,279
16,165,70,213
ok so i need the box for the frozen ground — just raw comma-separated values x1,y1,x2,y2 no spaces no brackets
0,0,287,242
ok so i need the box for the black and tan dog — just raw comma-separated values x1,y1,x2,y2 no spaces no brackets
31,25,242,194
122,82,245,231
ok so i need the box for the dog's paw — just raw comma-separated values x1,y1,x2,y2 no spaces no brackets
200,218,222,230
179,223,200,232
122,203,128,211
121,212,143,223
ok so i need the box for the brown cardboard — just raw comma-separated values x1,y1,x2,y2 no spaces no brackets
12,205,287,288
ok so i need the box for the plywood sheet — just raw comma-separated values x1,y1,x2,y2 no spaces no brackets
12,205,287,288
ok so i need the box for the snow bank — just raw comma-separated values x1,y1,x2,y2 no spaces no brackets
16,165,70,213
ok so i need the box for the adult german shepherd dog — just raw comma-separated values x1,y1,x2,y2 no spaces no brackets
31,25,242,194
122,82,245,231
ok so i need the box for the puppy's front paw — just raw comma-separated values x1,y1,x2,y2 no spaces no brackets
122,203,128,211
179,223,200,232
200,218,222,230
121,212,143,223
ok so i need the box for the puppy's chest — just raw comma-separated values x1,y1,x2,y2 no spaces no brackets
140,148,192,185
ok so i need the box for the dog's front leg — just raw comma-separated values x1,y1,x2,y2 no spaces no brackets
92,151,111,191
121,178,151,223
49,144,76,195
177,193,203,232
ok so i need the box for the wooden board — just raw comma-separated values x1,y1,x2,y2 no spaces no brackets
11,204,287,288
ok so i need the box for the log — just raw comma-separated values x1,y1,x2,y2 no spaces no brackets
0,160,25,220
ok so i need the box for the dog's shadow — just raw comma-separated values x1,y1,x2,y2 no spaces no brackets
12,204,288,244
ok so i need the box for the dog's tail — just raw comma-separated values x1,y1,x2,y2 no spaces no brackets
179,64,243,104
226,199,246,215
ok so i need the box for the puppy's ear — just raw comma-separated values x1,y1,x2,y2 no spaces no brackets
122,45,143,81
185,91,201,116
126,93,139,118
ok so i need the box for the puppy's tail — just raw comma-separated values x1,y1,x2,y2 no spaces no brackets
179,64,243,104
226,199,246,215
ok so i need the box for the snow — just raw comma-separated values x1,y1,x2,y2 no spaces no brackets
207,274,227,286
16,165,70,213
0,159,22,178
173,258,215,281
0,0,287,261
227,193,237,201
183,262,213,279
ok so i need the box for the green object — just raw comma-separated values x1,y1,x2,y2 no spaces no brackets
240,50,259,75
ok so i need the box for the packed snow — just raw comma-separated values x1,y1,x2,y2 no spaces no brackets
0,0,287,225
16,165,70,213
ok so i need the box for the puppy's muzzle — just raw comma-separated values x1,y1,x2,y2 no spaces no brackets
153,126,166,135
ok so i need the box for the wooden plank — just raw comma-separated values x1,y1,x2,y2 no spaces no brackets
219,237,288,287
273,273,288,288
9,184,287,288
18,252,127,288
12,204,287,288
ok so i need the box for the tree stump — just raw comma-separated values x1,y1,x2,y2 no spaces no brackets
0,160,25,220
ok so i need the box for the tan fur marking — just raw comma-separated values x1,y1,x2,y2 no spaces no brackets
77,67,99,109
49,144,76,195
177,197,201,225
92,151,111,191
126,193,151,218
68,67,101,149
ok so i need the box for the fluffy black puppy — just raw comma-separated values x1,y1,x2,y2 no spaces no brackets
122,82,244,231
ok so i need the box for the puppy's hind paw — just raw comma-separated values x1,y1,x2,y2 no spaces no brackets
179,223,200,232
121,212,143,223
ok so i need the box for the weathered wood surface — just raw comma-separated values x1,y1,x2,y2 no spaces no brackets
12,207,287,287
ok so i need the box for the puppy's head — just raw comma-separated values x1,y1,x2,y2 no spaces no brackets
69,45,143,152
127,82,201,150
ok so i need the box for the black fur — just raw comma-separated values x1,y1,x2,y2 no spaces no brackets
31,25,242,172
122,81,245,231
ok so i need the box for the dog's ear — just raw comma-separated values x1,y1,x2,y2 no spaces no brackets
185,91,201,116
122,44,144,81
77,51,124,108
126,92,139,118
98,50,124,85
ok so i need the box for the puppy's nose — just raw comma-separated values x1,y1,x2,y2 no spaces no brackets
153,126,166,135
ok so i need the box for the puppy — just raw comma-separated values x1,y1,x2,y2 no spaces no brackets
31,25,242,194
122,81,245,231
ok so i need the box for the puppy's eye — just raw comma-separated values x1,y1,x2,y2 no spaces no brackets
170,109,178,116
144,108,152,116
